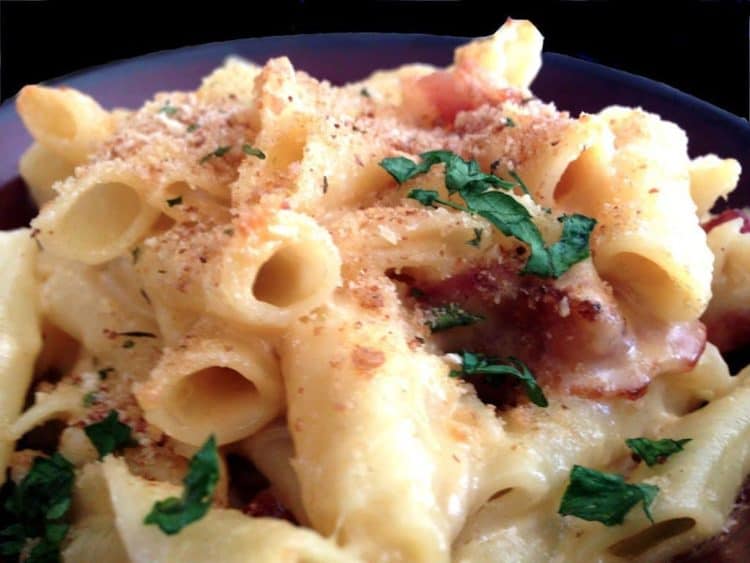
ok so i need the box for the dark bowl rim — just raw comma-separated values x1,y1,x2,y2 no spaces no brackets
0,31,747,128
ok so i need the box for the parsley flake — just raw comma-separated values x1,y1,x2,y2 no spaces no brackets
84,410,134,459
199,145,231,164
383,151,596,278
508,170,529,195
242,144,266,159
503,116,516,127
426,303,484,332
360,87,371,98
381,150,514,190
450,351,548,407
559,465,659,526
467,227,483,247
158,102,178,116
82,392,97,407
0,453,74,561
186,123,199,132
144,435,219,535
122,339,135,349
625,438,691,467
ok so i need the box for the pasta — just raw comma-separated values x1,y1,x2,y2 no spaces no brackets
2,17,748,563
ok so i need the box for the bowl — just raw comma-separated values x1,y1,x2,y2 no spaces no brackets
1,33,749,562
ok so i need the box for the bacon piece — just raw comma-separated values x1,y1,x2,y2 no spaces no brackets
702,208,750,234
414,259,705,402
242,488,297,524
404,68,523,126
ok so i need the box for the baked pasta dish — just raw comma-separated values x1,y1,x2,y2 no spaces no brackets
1,18,749,562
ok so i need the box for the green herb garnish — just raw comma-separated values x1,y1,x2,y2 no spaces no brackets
144,435,219,535
625,438,691,467
84,410,133,459
0,453,74,562
199,145,232,164
380,151,596,278
449,351,547,407
467,227,483,247
508,170,529,195
241,144,266,159
426,303,484,332
559,465,659,526
381,150,514,189
158,102,178,116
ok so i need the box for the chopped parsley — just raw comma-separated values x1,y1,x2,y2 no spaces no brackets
625,438,691,467
166,196,183,207
380,151,596,278
426,303,484,332
381,150,515,188
82,392,97,407
559,465,659,526
360,87,371,98
199,145,232,164
407,189,462,209
158,102,178,116
186,123,199,132
122,339,135,349
508,170,529,195
503,116,516,127
0,453,74,562
144,435,219,535
84,410,134,459
242,143,266,159
467,227,483,247
449,351,548,407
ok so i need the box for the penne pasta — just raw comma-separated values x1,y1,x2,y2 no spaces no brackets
3,17,748,563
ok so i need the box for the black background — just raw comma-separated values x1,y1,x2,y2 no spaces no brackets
1,0,748,118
